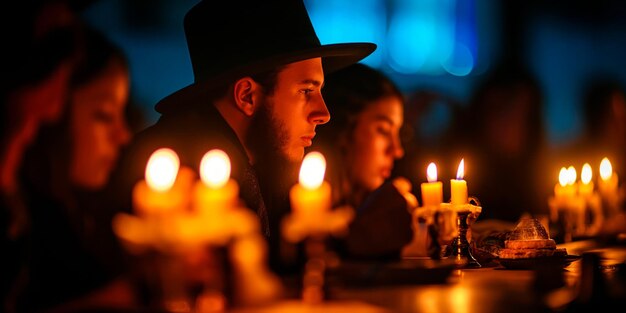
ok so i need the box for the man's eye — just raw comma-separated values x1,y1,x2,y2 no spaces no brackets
301,89,314,95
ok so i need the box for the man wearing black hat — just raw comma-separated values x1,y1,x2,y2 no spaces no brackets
110,0,375,271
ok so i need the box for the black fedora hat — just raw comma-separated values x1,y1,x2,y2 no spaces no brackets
155,0,376,114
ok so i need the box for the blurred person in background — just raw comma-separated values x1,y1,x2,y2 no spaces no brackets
580,78,626,174
9,25,136,312
1,1,85,312
1,0,83,239
313,63,415,260
577,78,626,238
454,64,551,224
394,89,467,203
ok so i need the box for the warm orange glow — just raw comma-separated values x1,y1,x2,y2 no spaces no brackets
456,159,465,180
427,162,438,182
299,151,326,189
600,157,613,181
199,149,231,188
558,167,568,187
581,163,592,184
145,148,179,192
450,285,471,311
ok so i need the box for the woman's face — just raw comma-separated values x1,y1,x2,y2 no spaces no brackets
344,95,405,192
69,61,130,189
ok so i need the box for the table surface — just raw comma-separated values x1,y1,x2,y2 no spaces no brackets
231,238,626,313
71,239,626,313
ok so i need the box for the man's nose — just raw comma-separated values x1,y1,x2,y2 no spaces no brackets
310,94,330,125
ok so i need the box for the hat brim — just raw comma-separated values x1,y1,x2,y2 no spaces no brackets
155,42,376,114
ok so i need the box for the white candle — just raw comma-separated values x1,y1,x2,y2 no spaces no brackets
554,166,577,203
578,163,594,198
450,158,468,205
194,149,239,215
598,157,618,197
421,162,443,207
289,151,331,215
133,148,192,216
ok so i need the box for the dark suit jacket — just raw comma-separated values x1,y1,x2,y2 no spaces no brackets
111,102,269,236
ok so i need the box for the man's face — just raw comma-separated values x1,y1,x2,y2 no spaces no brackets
248,58,330,164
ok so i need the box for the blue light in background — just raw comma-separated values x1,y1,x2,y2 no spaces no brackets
387,0,476,76
527,16,626,147
441,43,474,76
387,7,437,74
305,0,386,68
442,0,476,76
82,0,195,125
388,0,448,74
306,0,482,145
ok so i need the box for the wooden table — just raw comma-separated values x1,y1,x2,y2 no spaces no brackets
74,239,626,313
326,239,625,313
231,239,625,313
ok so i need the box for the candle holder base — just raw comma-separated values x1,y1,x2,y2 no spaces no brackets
302,235,328,304
450,210,481,269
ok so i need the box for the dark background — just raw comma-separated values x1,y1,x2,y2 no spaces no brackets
81,0,626,150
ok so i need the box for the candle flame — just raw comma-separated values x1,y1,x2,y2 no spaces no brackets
427,162,438,182
600,157,613,181
456,159,465,180
145,148,179,192
581,163,592,184
200,149,231,188
558,167,568,186
567,166,577,185
299,151,326,189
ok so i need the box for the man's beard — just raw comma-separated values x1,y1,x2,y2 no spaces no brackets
245,97,300,209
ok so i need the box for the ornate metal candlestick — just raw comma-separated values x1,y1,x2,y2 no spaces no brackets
450,209,481,268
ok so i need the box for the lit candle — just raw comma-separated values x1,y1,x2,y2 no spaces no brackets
133,148,192,216
554,166,577,203
578,163,594,198
289,151,331,215
193,149,239,215
421,162,443,207
598,157,618,197
567,166,577,187
450,159,468,205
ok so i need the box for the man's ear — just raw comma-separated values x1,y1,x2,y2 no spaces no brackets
233,77,259,116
